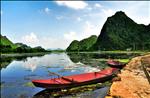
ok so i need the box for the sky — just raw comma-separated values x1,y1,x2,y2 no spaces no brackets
1,1,150,49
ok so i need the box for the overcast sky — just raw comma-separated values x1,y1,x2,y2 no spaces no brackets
1,1,150,49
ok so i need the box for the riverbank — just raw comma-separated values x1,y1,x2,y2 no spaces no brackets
1,52,51,58
67,51,150,54
106,54,150,98
1,50,149,57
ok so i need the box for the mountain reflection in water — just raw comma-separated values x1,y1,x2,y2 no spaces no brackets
1,52,141,98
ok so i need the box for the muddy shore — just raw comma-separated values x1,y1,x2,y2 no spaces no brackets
106,54,150,98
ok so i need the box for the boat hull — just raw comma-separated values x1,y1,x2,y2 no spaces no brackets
107,63,126,68
33,74,114,89
32,68,118,89
107,60,126,68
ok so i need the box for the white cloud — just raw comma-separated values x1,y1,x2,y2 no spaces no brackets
55,1,88,10
122,2,150,25
86,7,92,11
22,32,39,45
127,12,150,25
102,9,115,17
38,7,51,15
63,21,100,45
63,1,149,48
77,17,82,21
18,1,150,50
39,37,69,49
56,16,63,20
23,59,37,72
64,31,83,48
82,21,100,38
44,7,50,14
103,1,149,25
94,3,102,8
21,32,69,49
64,31,80,41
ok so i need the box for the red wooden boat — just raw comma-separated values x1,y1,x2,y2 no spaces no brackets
107,60,126,68
32,68,118,89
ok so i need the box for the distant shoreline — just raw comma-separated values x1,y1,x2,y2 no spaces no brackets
1,52,51,58
66,51,150,54
1,51,149,58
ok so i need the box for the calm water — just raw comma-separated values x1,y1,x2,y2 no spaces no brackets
1,52,141,98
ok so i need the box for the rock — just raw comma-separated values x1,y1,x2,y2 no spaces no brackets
112,76,121,82
144,89,150,94
105,96,113,98
147,68,150,72
109,54,150,98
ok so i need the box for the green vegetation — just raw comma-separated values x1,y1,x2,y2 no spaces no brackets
1,35,17,52
23,82,35,87
66,40,79,51
67,51,149,54
67,11,150,52
0,53,45,69
49,82,111,97
91,58,130,63
1,35,17,49
79,35,97,51
0,35,49,53
49,49,65,52
66,35,97,52
93,11,150,51
116,59,130,63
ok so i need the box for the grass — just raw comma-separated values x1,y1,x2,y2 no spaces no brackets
116,59,130,63
1,52,50,57
67,50,149,54
23,82,35,87
92,58,130,63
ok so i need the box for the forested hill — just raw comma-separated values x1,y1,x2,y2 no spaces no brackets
0,35,47,53
1,35,17,49
92,11,150,51
66,35,97,51
67,11,150,51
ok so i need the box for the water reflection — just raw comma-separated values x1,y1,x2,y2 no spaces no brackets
0,54,45,69
33,86,110,98
67,52,140,63
1,52,142,98
23,61,37,72
1,53,102,98
67,52,141,68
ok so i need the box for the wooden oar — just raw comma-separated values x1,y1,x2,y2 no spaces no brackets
48,71,62,77
48,71,77,83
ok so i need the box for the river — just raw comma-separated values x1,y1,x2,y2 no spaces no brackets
1,52,141,98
